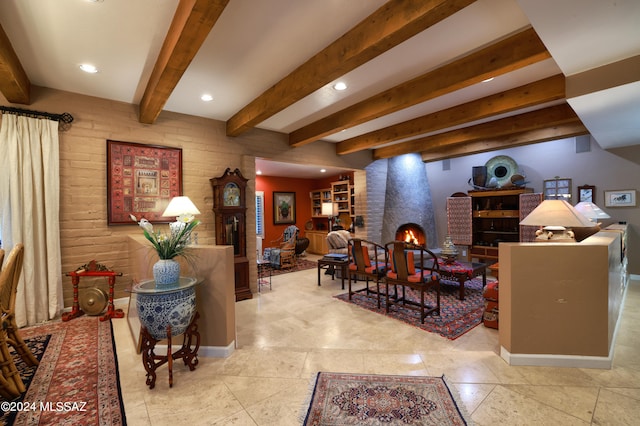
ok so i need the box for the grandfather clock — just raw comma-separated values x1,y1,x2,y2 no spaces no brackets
210,168,252,301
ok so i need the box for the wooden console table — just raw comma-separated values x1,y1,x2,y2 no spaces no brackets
64,266,124,322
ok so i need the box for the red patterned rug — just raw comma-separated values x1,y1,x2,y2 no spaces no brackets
0,316,126,425
302,372,470,425
269,258,317,276
335,278,485,339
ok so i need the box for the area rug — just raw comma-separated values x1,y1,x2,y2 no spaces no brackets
302,372,470,425
0,316,126,425
335,278,485,340
270,258,317,276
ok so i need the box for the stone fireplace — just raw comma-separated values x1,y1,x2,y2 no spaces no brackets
395,223,426,246
365,154,438,249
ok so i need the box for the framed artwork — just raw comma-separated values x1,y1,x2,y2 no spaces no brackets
543,177,572,200
577,185,595,203
604,189,637,207
107,140,182,225
273,192,296,224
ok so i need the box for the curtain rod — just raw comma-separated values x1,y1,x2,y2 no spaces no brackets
0,106,74,131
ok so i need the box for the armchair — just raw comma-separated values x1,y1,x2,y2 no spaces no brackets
266,225,299,269
347,239,388,308
384,241,441,323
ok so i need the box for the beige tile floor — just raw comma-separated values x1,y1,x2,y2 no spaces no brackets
113,257,640,425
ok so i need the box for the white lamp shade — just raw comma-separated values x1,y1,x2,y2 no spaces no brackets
519,199,594,228
321,202,338,216
162,196,201,217
574,201,611,221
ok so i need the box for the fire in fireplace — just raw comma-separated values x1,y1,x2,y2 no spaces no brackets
395,223,426,247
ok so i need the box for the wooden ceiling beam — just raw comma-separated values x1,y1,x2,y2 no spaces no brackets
138,0,229,124
373,103,579,159
226,0,477,137
336,74,565,155
420,122,588,162
0,22,30,104
290,26,550,147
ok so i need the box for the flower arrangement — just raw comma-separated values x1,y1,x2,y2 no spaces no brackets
130,214,200,259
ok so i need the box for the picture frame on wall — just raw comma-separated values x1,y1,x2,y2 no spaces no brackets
604,189,637,207
107,140,182,225
273,192,296,224
577,185,595,203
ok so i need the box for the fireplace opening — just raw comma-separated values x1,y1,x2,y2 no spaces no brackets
395,223,426,247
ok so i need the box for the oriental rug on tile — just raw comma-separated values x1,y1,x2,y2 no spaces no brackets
302,372,470,425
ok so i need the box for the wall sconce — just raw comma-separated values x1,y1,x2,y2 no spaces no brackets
519,199,594,242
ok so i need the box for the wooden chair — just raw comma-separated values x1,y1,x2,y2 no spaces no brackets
268,225,298,269
346,239,388,308
0,244,39,400
384,241,440,324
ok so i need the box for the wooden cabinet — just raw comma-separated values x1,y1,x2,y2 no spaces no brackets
469,188,533,262
210,168,252,301
306,230,329,255
310,180,355,230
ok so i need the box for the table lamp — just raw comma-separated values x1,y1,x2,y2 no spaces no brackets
321,202,338,231
519,199,594,242
162,196,201,242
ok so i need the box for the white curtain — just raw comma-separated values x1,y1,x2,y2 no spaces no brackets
0,113,63,327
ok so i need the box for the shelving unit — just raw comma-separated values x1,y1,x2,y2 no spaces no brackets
469,188,533,262
310,188,332,217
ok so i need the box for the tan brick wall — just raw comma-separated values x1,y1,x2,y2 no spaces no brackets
2,86,372,307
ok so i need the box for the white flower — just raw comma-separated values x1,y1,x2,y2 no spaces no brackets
139,218,154,233
177,214,194,224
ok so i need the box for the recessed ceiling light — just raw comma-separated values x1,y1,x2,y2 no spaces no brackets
320,169,327,173
333,82,347,91
79,64,98,73
201,94,213,102
256,170,262,175
482,77,494,83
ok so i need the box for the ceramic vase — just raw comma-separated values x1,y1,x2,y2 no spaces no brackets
153,258,180,289
136,285,196,340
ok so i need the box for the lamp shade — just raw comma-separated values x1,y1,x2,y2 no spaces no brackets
321,202,338,217
519,200,594,228
162,196,201,217
574,201,611,221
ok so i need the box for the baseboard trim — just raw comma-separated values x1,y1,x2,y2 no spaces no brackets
500,346,612,369
155,341,235,358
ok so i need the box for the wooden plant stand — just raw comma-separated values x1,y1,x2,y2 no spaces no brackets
140,312,201,389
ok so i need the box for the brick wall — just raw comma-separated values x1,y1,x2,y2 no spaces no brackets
2,86,371,307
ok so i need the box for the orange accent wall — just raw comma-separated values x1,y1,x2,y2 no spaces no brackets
256,172,353,250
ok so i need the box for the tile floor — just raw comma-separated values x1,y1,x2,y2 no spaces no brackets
112,257,640,425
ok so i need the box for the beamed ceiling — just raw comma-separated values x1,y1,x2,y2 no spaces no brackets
0,0,638,176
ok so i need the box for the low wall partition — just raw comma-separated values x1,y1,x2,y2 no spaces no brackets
498,225,628,369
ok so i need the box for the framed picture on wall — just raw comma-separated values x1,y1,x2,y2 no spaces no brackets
107,140,182,225
604,189,637,207
273,192,296,224
577,185,595,203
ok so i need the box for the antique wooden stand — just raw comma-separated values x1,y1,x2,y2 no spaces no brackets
140,312,201,389
64,261,124,322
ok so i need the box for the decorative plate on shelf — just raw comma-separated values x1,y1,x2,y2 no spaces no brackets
305,220,313,230
485,155,518,188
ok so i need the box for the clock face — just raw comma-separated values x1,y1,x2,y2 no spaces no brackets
223,182,240,206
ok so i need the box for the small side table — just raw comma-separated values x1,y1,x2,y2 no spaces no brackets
64,268,124,322
317,257,348,290
257,259,272,291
